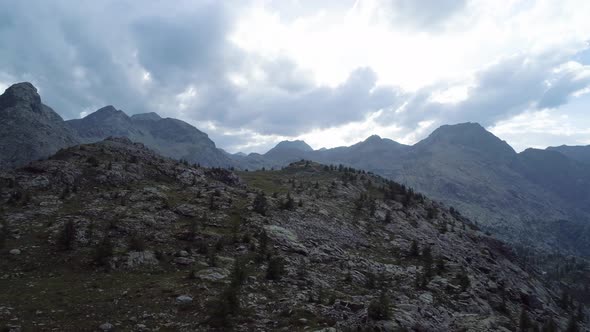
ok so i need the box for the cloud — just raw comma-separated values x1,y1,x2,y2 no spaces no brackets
1,0,590,153
377,52,590,133
223,67,403,136
377,0,468,29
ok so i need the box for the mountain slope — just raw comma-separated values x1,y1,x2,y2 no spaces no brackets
0,138,585,331
235,123,590,257
67,108,233,167
547,145,590,165
0,83,80,169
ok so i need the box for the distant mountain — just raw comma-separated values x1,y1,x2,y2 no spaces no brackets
270,140,313,152
0,82,233,168
0,82,80,168
263,140,313,162
67,107,234,167
547,145,590,164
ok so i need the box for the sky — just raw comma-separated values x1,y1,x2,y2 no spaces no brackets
1,0,590,153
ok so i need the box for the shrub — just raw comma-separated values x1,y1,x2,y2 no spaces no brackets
252,192,267,215
281,192,295,210
0,219,8,249
368,293,391,321
519,308,531,332
94,236,114,266
231,258,248,286
86,156,100,167
409,240,419,257
59,220,76,250
266,256,285,280
127,235,146,252
457,268,471,291
209,283,240,328
208,250,218,267
384,210,392,223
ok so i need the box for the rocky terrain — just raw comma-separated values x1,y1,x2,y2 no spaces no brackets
0,138,586,331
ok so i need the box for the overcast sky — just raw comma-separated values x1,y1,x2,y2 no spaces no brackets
1,0,590,153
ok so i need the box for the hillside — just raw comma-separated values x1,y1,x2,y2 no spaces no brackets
0,138,584,331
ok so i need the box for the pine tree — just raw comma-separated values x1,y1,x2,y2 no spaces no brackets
384,210,392,223
519,308,531,332
409,240,419,257
252,192,267,215
368,292,391,320
59,220,76,250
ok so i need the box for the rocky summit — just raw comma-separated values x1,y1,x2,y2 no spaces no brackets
0,138,587,331
0,83,80,169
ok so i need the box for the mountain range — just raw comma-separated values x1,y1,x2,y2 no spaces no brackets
0,83,232,169
2,82,590,257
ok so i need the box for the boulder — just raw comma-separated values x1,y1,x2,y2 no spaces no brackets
176,295,193,304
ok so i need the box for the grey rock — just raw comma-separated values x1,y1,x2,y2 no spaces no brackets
9,249,21,255
175,295,193,304
98,322,114,331
173,257,194,266
196,267,229,281
126,251,159,268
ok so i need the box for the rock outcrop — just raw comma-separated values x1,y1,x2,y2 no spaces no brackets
0,83,80,169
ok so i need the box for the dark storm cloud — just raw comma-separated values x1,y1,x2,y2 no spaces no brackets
0,0,399,141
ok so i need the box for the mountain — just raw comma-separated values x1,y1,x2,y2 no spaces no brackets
263,140,313,162
547,144,590,164
1,138,586,330
67,108,233,167
0,83,80,169
269,140,313,152
313,135,409,171
67,105,140,142
235,123,590,257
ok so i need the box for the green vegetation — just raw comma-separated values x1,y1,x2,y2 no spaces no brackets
59,220,76,250
368,292,391,321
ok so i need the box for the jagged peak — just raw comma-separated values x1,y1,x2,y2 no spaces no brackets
419,122,516,156
271,140,313,152
0,82,42,111
84,105,129,120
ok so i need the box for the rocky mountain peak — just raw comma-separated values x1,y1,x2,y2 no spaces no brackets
271,140,313,152
131,112,162,121
364,134,382,143
418,122,516,158
85,105,128,121
0,82,42,112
